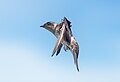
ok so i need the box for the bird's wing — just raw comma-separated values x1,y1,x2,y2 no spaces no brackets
63,17,79,71
56,43,63,56
63,17,73,45
71,38,79,71
51,24,66,57
63,17,72,35
73,49,79,72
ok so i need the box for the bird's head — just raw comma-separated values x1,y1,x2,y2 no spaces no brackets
40,22,56,33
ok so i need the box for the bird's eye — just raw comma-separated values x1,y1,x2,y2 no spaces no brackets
47,22,51,25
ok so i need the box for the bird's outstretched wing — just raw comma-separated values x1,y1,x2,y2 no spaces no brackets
51,24,66,57
64,17,79,71
63,17,72,35
71,40,79,71
56,43,63,56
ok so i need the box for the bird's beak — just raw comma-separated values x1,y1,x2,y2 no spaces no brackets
40,25,44,27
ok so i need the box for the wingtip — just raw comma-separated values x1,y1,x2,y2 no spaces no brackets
75,59,79,72
51,52,55,57
73,50,79,72
76,65,79,72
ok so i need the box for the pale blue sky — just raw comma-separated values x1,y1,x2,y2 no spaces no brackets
0,0,120,82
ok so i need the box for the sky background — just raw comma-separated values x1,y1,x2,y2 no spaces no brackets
0,0,120,82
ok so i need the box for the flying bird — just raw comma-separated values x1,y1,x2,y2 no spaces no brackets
40,17,79,71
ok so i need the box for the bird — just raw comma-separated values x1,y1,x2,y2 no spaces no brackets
40,17,79,71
